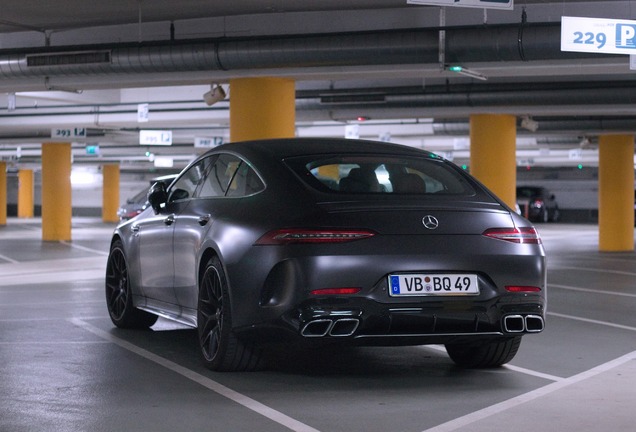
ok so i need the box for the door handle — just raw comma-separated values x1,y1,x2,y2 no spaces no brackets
164,214,175,226
198,214,212,226
131,223,140,233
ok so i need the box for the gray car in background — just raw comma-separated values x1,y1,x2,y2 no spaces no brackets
106,138,546,371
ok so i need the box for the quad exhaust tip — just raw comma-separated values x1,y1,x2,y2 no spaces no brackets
503,314,544,333
301,318,360,337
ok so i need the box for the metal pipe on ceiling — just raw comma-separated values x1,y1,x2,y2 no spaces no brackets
0,23,596,80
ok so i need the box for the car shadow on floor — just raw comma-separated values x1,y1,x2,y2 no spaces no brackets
109,322,495,379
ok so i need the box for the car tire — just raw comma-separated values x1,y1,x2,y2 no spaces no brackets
105,239,158,329
445,336,522,368
197,256,263,371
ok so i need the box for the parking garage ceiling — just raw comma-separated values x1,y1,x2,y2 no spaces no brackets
1,0,636,170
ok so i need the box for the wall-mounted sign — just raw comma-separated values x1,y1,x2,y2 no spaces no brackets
407,0,513,10
154,156,174,168
194,137,224,148
51,127,86,139
137,103,149,123
562,16,636,55
139,130,172,146
345,124,360,139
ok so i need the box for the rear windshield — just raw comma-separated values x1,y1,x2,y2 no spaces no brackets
286,154,476,195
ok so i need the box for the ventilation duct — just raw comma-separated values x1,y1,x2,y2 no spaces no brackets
0,23,601,80
26,50,112,67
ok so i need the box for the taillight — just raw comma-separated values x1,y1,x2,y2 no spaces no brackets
505,286,542,292
482,227,541,244
255,228,376,245
531,199,544,208
310,287,362,296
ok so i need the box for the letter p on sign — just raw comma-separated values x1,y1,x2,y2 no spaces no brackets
617,24,636,49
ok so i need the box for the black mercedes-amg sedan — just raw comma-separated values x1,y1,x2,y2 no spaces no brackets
105,138,546,371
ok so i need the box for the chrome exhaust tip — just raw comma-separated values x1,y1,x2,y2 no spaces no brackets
300,319,332,337
329,318,359,337
503,315,525,333
524,315,545,333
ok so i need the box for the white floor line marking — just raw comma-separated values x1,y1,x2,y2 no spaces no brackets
3,300,104,307
0,340,110,345
422,350,636,432
59,241,109,256
0,254,19,264
69,318,321,432
502,364,563,382
550,265,636,277
550,284,636,298
421,345,563,382
548,312,636,332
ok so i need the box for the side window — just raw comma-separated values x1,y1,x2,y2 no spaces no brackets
199,153,265,198
226,161,265,197
168,158,209,202
199,154,239,198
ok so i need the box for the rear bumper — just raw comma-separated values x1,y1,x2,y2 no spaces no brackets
238,294,545,345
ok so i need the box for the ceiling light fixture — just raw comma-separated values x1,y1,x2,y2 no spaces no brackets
203,84,227,106
520,115,539,132
445,65,488,81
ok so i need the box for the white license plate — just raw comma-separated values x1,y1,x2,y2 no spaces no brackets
389,274,479,297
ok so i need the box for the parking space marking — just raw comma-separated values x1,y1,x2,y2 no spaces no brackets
502,364,563,382
548,312,636,332
69,318,321,432
59,240,109,256
421,350,636,432
550,284,636,298
421,345,563,382
0,270,104,286
0,254,19,264
421,345,565,381
550,265,636,277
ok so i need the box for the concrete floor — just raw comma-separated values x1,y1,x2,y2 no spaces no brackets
0,218,634,432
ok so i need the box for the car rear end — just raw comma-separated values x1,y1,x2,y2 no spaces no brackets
237,147,546,346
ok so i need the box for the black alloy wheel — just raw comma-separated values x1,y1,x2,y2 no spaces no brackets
105,239,157,329
197,256,263,371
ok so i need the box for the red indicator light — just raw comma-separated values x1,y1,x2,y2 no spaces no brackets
505,286,542,292
310,287,362,296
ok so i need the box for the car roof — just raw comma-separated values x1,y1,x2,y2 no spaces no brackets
212,138,439,160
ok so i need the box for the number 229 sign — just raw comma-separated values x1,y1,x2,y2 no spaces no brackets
561,16,636,55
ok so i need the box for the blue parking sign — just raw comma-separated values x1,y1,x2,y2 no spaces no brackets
562,16,636,55
616,24,636,49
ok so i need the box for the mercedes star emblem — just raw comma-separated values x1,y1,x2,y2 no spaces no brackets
422,215,439,230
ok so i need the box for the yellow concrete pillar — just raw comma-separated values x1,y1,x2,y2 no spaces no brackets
0,162,6,226
229,77,295,142
18,169,34,218
42,143,72,241
102,164,120,223
469,114,517,209
598,134,634,252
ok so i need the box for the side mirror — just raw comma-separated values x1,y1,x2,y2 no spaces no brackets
147,182,168,213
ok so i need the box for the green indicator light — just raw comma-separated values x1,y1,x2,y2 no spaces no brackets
448,66,463,72
577,164,583,170
461,164,468,170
